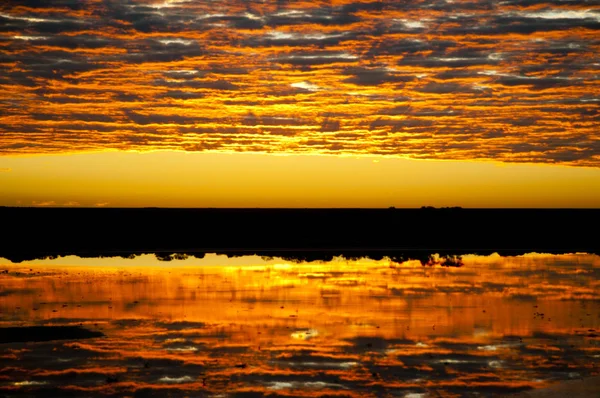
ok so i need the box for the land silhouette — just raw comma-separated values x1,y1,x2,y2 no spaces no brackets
1,207,598,263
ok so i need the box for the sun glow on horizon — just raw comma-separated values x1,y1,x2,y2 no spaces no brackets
1,151,598,208
0,0,598,207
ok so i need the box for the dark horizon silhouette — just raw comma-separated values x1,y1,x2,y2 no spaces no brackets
2,207,598,263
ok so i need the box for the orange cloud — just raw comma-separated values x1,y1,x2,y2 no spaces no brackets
0,1,598,166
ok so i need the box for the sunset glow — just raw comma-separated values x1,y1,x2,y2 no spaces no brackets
0,0,598,207
1,151,600,208
1,4,598,395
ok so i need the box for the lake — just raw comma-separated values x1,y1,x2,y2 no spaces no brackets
1,252,599,397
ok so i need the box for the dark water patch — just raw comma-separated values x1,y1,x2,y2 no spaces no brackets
156,321,207,330
0,387,86,397
508,294,538,301
444,383,532,396
232,371,349,389
0,288,39,297
112,318,148,328
365,362,448,381
270,353,359,370
208,345,250,356
0,326,103,344
343,336,416,353
41,317,111,325
132,387,196,398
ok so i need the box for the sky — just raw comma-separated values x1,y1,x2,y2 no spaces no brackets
0,0,599,207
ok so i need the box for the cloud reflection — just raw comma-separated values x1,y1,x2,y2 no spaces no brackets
0,253,598,396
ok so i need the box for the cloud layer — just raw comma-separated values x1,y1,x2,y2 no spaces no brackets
0,0,599,166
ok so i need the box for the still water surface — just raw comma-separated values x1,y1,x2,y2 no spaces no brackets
1,253,599,397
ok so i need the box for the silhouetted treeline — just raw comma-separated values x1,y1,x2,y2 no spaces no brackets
2,249,469,266
0,208,598,264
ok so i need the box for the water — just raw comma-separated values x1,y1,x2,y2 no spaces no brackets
1,253,598,397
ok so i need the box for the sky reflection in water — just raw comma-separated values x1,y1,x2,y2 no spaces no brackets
1,253,599,397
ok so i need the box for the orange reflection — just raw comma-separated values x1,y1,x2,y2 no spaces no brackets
0,253,598,396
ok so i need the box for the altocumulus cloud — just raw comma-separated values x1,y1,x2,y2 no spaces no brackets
0,0,598,166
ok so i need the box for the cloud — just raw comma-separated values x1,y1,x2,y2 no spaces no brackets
32,200,56,207
0,1,597,166
415,82,485,94
343,67,415,86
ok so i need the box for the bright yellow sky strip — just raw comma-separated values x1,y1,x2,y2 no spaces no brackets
1,151,598,208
